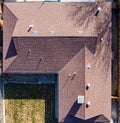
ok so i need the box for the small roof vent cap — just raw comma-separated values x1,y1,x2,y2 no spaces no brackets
77,31,83,35
87,64,91,69
77,95,84,104
97,7,102,12
29,24,34,28
32,30,38,34
86,101,91,107
100,38,104,42
87,83,91,87
49,31,55,34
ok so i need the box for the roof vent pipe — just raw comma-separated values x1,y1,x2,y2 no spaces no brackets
100,38,104,42
28,24,34,32
71,72,76,80
86,83,91,90
97,7,102,12
86,101,91,108
87,64,91,69
95,7,102,16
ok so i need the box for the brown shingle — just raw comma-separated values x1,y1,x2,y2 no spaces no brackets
58,48,86,122
4,2,97,37
58,47,111,122
3,4,18,72
5,37,97,73
3,2,111,123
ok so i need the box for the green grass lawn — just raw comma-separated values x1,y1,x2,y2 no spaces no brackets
5,84,56,123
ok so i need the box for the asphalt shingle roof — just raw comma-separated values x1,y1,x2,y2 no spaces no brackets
3,2,111,123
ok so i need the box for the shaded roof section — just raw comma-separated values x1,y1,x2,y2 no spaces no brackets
4,2,98,37
3,2,112,73
4,37,97,73
3,4,18,72
58,47,111,122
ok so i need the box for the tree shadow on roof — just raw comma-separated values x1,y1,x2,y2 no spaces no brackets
66,2,111,77
5,39,17,59
66,2,98,28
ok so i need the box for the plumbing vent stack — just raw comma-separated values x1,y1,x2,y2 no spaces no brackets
28,24,34,32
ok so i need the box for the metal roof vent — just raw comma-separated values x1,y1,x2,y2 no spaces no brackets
32,30,38,35
100,38,104,42
86,83,91,90
28,24,34,32
86,101,91,107
77,96,84,104
49,31,55,34
87,64,91,69
29,24,34,28
77,31,83,35
28,50,31,54
97,7,102,12
95,7,102,16
73,72,76,75
71,72,77,80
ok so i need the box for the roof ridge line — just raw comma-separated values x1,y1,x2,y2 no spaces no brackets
84,47,86,120
84,46,93,120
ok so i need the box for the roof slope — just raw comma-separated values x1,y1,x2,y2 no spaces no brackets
4,2,97,37
4,37,97,73
84,47,111,121
58,47,111,122
3,2,111,123
58,48,86,122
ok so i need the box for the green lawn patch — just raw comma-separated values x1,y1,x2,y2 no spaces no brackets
5,84,56,123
